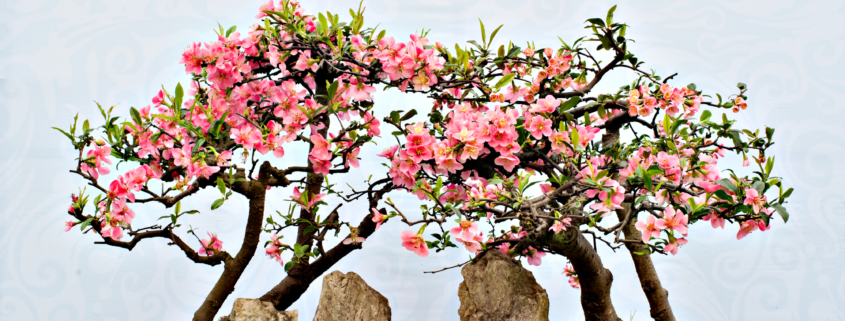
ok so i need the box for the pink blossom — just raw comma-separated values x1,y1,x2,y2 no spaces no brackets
664,237,687,255
525,247,546,266
400,230,429,257
549,218,572,233
743,188,767,214
377,145,400,159
64,221,74,232
449,220,479,241
531,95,560,113
736,220,758,240
232,127,262,150
702,213,725,229
655,207,688,236
343,236,366,245
562,265,580,289
346,78,376,102
635,215,661,242
199,232,223,256
265,233,284,266
494,154,520,172
371,208,385,230
457,232,484,254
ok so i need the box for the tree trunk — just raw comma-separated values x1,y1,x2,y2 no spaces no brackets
541,228,621,321
258,194,384,310
603,116,676,321
616,206,676,321
193,168,269,321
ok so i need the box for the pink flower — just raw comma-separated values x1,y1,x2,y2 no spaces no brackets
199,232,223,256
378,145,400,159
503,85,528,103
562,265,580,289
655,207,688,236
291,187,326,212
343,236,366,245
400,230,429,257
449,220,479,241
549,218,572,233
531,95,560,113
371,208,385,230
232,127,262,150
737,220,759,240
64,221,74,232
457,232,484,254
743,188,767,214
635,215,661,242
525,247,546,266
346,78,376,102
702,213,725,229
664,237,687,255
265,233,284,266
494,154,520,172
309,134,332,160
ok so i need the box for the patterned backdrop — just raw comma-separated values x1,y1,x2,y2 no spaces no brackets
1,0,843,320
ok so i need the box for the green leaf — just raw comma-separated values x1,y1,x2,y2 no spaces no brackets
560,97,581,112
175,201,182,215
390,110,401,123
606,5,617,25
759,212,770,226
211,198,225,210
642,168,653,190
585,18,605,27
284,261,294,272
700,110,712,122
225,25,237,37
80,218,93,231
318,13,328,35
217,177,226,194
752,180,765,195
303,225,318,234
173,83,184,117
494,73,515,89
478,19,486,46
488,25,503,47
715,178,737,194
772,204,789,223
82,119,90,132
52,127,75,142
765,156,774,177
400,109,418,121
713,189,732,201
780,187,793,203
662,113,672,137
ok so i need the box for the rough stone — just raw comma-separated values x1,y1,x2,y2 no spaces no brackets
457,250,550,321
312,270,391,321
223,298,298,321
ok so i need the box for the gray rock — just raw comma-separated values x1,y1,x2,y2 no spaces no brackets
312,271,391,321
224,298,298,321
457,250,550,321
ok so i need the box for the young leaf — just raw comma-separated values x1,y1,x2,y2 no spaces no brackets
772,204,789,223
217,177,226,194
606,5,617,25
211,198,225,210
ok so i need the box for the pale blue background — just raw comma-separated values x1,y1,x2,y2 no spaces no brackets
1,0,843,320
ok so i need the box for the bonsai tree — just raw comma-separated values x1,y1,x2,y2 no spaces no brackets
56,1,793,320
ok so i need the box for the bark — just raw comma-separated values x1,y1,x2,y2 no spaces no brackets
539,229,621,321
616,206,676,321
192,164,270,321
603,119,676,321
258,195,383,310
